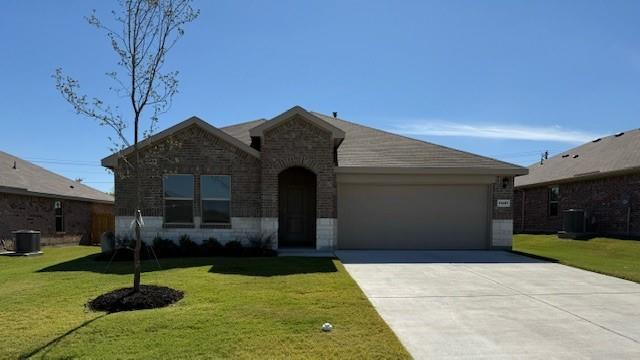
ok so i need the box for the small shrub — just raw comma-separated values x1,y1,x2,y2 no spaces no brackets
248,235,262,250
115,236,134,249
244,233,276,257
224,240,244,256
261,233,274,251
201,237,223,256
153,236,179,258
179,234,199,257
95,233,276,261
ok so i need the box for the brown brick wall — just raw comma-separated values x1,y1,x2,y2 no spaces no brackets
493,176,514,220
0,192,113,244
114,124,262,218
514,173,640,236
261,115,336,218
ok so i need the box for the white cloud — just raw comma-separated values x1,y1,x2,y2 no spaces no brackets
391,121,599,143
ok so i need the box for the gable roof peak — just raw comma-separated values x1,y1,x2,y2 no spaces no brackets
248,106,346,139
101,115,261,168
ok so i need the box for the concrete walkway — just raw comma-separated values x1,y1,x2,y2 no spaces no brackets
336,250,640,359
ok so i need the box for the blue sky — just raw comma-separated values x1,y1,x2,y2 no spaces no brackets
2,0,639,192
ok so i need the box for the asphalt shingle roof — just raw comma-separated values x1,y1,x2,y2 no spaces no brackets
221,112,524,172
0,151,114,203
515,128,640,188
220,118,266,145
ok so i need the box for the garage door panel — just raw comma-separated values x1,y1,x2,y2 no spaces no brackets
338,184,489,249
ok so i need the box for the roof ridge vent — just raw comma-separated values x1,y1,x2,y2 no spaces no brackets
614,132,624,137
592,138,601,143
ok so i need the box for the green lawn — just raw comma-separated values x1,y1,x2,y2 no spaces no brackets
0,247,408,359
513,234,640,283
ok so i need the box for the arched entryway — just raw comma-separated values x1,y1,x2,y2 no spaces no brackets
278,167,317,248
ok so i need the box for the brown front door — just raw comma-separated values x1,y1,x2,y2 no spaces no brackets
278,167,316,248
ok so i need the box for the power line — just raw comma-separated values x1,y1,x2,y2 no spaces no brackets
26,157,96,163
52,170,111,174
488,148,564,158
28,160,104,167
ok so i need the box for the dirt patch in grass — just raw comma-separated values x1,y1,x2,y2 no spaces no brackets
88,285,183,313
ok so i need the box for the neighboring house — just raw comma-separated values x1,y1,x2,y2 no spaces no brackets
0,151,114,246
102,106,527,251
514,129,640,237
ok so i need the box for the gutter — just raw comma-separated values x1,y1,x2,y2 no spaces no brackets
515,166,640,189
335,166,528,176
0,186,114,205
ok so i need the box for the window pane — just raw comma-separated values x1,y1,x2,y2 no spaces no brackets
55,216,64,232
202,200,230,223
549,186,559,202
201,176,230,199
165,200,193,223
549,203,559,217
164,175,193,198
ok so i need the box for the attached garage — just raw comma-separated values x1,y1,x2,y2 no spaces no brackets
337,173,492,250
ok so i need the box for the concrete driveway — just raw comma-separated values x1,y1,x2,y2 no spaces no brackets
336,250,640,359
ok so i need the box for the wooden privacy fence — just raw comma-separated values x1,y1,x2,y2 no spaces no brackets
91,213,114,244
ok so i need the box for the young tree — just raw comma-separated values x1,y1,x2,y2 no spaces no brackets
54,0,198,292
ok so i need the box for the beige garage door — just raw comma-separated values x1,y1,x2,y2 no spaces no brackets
338,183,489,249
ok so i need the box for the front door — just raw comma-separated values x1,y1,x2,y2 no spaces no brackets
278,167,316,248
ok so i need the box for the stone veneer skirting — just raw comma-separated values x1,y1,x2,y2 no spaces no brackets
316,218,337,251
491,219,513,248
115,216,338,251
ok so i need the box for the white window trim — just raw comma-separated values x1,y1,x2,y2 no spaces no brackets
200,175,231,225
163,174,195,225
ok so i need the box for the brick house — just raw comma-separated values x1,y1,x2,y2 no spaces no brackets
1,151,114,246
514,129,640,237
103,106,526,251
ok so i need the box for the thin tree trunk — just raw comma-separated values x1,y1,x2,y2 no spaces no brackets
133,116,142,292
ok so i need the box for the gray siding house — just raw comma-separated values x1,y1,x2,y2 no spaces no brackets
103,106,526,251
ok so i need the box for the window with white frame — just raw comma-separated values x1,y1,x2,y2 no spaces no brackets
54,200,64,232
163,175,194,223
201,175,231,224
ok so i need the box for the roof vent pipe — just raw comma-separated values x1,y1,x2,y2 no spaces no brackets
332,112,338,118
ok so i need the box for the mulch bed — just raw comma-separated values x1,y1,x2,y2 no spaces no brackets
88,285,184,313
